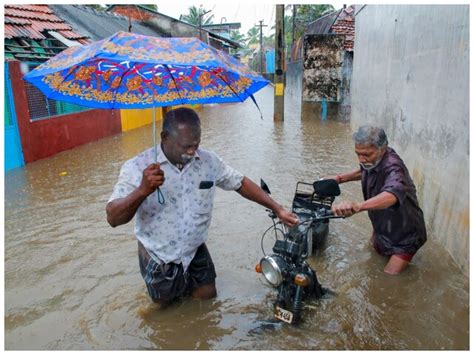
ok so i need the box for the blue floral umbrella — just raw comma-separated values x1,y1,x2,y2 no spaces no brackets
23,31,269,109
24,31,269,204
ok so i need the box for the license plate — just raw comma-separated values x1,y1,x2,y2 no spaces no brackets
275,305,294,324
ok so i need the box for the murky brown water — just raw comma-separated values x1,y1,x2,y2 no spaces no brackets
4,87,469,350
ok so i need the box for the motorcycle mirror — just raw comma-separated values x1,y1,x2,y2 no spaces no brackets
260,179,271,194
313,179,341,197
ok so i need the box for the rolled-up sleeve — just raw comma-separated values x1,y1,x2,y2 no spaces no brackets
108,161,138,203
381,164,408,205
214,155,244,191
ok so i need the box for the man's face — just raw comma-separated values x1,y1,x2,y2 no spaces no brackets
354,143,385,170
162,124,201,166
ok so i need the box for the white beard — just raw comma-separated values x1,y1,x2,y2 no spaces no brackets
180,154,194,165
360,156,383,171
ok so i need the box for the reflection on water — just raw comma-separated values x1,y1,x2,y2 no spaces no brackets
4,87,468,350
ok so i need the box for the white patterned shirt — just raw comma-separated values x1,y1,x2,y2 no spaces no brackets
108,145,244,271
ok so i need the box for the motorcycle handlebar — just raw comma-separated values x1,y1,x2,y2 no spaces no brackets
265,208,345,223
313,210,345,220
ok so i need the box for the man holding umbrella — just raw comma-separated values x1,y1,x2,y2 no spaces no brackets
23,31,291,306
106,107,298,307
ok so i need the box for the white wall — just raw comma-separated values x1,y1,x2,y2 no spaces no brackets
351,5,469,273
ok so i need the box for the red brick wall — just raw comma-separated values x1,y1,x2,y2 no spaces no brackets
9,61,122,163
109,6,154,21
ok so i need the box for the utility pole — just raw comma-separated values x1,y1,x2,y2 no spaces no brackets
255,20,267,75
199,9,212,42
274,4,285,121
292,5,297,47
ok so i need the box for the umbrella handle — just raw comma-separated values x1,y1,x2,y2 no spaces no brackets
152,105,165,205
157,187,165,204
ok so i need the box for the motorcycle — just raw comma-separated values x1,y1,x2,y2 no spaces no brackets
256,178,342,325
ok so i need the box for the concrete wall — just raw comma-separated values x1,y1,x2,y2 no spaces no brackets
286,60,303,103
300,34,352,121
303,34,344,102
351,5,469,273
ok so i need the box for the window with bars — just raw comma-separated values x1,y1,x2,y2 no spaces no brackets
25,62,92,120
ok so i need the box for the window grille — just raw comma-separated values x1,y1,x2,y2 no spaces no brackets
25,62,91,120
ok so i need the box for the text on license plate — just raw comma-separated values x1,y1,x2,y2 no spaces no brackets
275,305,294,324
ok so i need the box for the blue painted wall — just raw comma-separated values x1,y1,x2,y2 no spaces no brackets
265,49,275,74
4,62,24,171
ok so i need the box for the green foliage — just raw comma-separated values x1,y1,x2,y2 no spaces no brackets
84,4,105,11
140,5,158,12
230,30,245,44
180,5,214,26
291,4,335,40
246,27,259,45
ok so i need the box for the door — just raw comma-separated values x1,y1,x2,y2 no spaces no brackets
4,62,25,171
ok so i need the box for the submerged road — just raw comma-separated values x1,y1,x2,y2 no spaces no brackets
4,86,469,350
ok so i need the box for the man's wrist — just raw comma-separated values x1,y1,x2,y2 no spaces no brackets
136,185,152,199
272,204,284,215
336,174,342,184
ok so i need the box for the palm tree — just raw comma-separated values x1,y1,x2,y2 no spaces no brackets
246,27,259,45
180,5,214,26
230,30,245,45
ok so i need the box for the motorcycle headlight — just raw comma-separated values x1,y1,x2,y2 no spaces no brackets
260,255,287,287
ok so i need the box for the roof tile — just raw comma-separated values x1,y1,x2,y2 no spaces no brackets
5,4,54,14
4,4,86,42
4,8,63,22
4,24,46,40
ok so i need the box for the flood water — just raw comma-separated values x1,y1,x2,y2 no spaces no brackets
4,86,469,350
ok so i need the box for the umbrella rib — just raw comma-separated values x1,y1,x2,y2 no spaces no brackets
214,73,244,102
162,64,184,105
110,67,130,109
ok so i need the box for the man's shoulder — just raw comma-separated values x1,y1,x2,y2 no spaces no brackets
197,147,221,161
123,148,154,168
386,147,406,166
381,147,409,176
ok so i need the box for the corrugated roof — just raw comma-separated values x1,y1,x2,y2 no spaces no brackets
107,4,240,49
50,5,167,41
306,11,340,35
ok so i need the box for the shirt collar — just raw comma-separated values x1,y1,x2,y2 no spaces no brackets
371,147,389,173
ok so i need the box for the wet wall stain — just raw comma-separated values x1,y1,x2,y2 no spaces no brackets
303,35,345,102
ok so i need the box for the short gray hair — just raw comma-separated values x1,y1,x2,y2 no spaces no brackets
352,126,388,148
162,107,201,137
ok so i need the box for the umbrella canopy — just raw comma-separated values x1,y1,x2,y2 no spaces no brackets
23,31,269,109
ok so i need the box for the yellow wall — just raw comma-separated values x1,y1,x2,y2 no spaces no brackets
120,105,200,132
120,107,163,131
